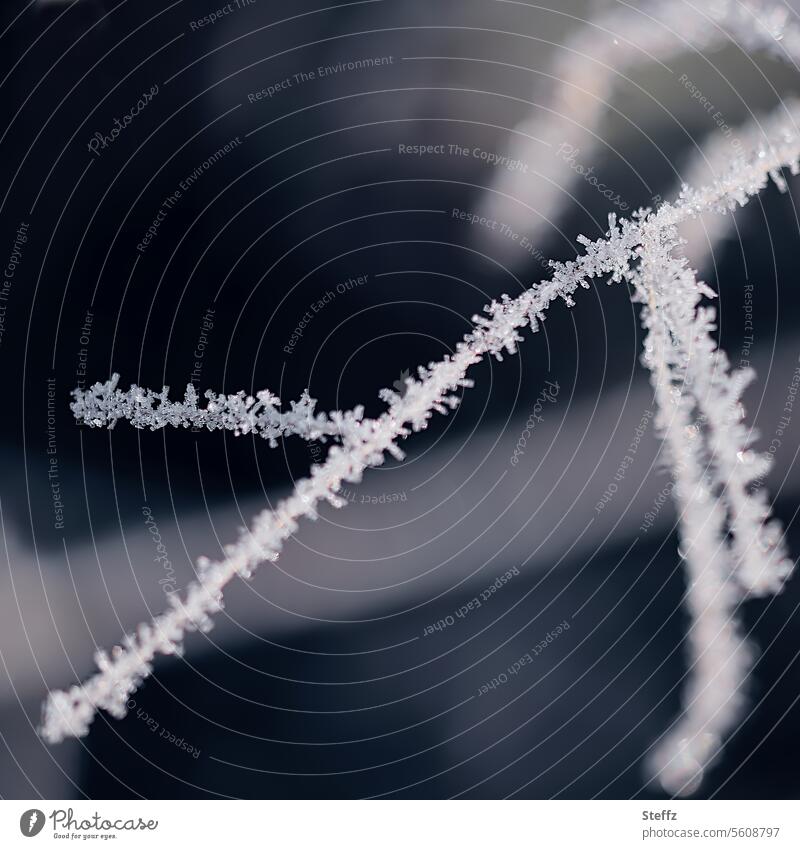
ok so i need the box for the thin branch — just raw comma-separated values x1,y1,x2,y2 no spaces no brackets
71,374,360,446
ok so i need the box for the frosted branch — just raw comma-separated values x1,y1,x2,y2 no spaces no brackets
677,97,800,269
639,303,754,796
482,0,800,262
71,374,360,447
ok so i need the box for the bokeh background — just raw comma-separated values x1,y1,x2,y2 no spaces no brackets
0,0,799,798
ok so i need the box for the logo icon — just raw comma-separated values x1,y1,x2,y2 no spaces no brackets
19,809,45,837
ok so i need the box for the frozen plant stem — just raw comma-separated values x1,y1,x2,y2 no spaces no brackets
673,99,800,271
70,374,363,447
636,238,759,795
41,103,799,799
484,0,800,266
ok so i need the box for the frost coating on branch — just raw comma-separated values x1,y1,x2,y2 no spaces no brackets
41,100,799,799
545,105,800,791
634,229,792,598
482,0,800,263
71,373,361,447
640,308,755,796
634,228,767,795
40,268,596,744
678,98,800,269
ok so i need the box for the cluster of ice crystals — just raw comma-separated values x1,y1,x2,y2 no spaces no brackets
71,374,361,447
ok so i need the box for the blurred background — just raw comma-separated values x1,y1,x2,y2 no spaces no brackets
0,0,799,798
